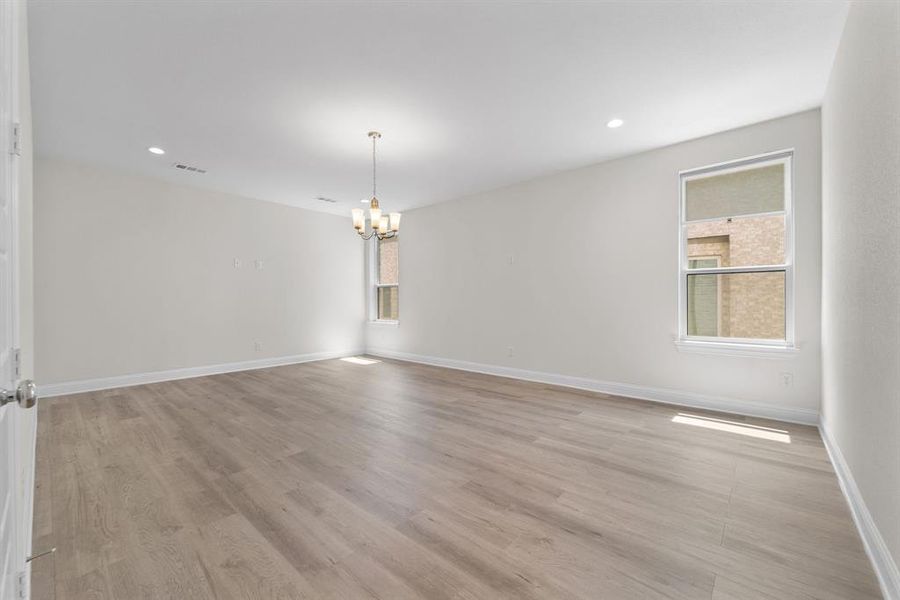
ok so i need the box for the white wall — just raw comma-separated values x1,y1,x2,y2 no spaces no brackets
368,110,822,422
821,0,900,595
35,158,364,385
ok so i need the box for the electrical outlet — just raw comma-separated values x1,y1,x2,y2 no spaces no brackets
254,341,262,352
233,258,242,268
780,372,793,387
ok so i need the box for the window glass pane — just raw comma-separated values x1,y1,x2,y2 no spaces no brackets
686,271,785,340
686,214,785,268
687,271,719,336
377,286,399,321
688,258,719,269
378,237,399,285
685,163,784,221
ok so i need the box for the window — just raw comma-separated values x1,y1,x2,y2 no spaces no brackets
371,236,399,322
678,150,793,350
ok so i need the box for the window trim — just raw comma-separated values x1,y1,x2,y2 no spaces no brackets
677,149,795,353
368,235,399,324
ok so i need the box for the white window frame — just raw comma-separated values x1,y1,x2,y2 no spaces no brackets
368,236,399,325
676,149,796,357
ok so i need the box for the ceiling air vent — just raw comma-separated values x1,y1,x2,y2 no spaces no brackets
315,196,336,203
172,162,207,174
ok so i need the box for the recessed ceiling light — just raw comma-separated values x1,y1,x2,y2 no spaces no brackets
147,146,166,155
606,119,624,129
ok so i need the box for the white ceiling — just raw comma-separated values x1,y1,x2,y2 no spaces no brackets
28,1,849,216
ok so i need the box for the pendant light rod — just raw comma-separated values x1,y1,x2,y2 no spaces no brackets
368,131,381,203
352,131,398,241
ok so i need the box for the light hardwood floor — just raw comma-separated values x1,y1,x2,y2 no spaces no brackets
31,357,881,599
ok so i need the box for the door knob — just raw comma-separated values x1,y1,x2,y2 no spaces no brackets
0,380,37,409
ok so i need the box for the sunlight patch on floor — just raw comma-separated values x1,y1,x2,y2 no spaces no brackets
340,356,381,365
672,413,791,443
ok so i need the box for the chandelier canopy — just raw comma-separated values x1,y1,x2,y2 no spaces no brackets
351,131,400,240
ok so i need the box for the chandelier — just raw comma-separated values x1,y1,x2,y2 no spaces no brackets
351,131,400,240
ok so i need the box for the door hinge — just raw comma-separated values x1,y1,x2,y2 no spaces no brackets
10,122,21,156
13,348,20,379
15,569,28,599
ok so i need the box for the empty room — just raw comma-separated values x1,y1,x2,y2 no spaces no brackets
0,0,897,598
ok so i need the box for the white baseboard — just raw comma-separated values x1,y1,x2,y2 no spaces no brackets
40,348,365,398
820,420,900,600
366,348,819,425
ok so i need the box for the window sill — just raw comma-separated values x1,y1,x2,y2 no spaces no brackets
368,320,399,327
674,339,798,359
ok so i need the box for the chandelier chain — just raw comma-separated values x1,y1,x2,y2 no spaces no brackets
372,134,377,199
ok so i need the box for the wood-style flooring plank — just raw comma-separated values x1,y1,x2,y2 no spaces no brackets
31,357,882,599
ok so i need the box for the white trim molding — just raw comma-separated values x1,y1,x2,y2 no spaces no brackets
819,420,900,600
367,348,818,425
367,320,399,327
39,349,365,397
674,339,799,359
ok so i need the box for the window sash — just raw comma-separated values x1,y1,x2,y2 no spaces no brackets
682,209,785,226
680,150,792,182
677,149,794,347
684,162,786,221
376,284,399,321
683,269,788,343
684,264,787,275
369,239,399,322
375,236,399,286
680,334,790,347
